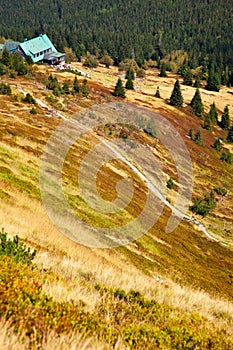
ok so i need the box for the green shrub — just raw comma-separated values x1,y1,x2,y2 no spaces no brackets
23,93,36,104
0,229,36,264
0,82,11,95
190,191,216,217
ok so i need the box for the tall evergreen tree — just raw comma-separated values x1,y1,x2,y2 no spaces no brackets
125,68,135,80
206,65,220,92
183,69,193,86
195,129,204,146
170,80,183,107
220,105,230,130
81,79,89,97
159,62,167,77
190,88,204,118
194,75,201,88
125,76,134,89
1,48,11,66
226,125,233,142
113,78,126,98
73,76,80,93
208,102,218,123
188,127,195,140
203,114,212,131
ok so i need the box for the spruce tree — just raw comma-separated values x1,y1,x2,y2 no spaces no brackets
82,79,89,97
125,68,135,80
113,78,126,98
170,80,183,107
62,82,70,94
1,48,11,66
194,75,201,88
208,102,218,123
188,127,195,140
195,129,204,146
203,114,212,131
226,125,233,142
220,105,230,130
125,76,134,89
213,138,222,151
159,62,167,77
206,65,220,92
190,88,204,118
183,69,193,86
155,86,160,98
73,76,80,93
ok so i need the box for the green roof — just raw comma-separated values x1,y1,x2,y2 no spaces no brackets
19,34,57,62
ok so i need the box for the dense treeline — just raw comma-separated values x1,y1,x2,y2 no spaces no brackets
0,0,233,73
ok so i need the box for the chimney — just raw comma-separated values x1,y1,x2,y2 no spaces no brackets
24,38,27,42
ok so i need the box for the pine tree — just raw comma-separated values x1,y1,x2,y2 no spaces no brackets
195,129,204,146
82,79,89,97
155,86,160,98
226,125,233,142
213,138,222,151
73,76,80,93
190,88,204,118
203,114,212,131
194,75,201,88
220,105,230,130
208,103,218,123
183,69,193,86
170,80,183,107
125,68,135,80
1,48,11,66
159,62,167,77
113,78,126,98
125,76,134,89
188,127,195,140
62,82,70,94
206,65,220,92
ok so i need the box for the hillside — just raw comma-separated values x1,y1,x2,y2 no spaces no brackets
0,0,233,69
0,62,233,349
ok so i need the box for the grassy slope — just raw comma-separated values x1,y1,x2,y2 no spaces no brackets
0,64,233,348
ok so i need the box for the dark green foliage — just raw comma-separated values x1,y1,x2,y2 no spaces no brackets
208,102,218,123
62,82,70,94
83,52,98,68
206,65,220,92
73,76,80,93
125,76,134,89
220,105,230,130
113,78,126,98
194,75,201,88
220,150,233,164
46,75,60,90
213,138,222,151
11,52,27,75
155,86,160,98
190,191,216,217
0,82,11,95
170,80,183,107
214,186,228,197
203,114,212,131
167,177,174,189
195,129,204,146
81,79,89,97
190,88,204,118
159,62,167,77
0,229,36,264
30,106,37,114
25,55,33,65
1,48,11,66
0,0,233,78
99,54,114,68
0,62,6,75
226,125,233,142
23,93,36,104
188,127,195,140
183,69,193,86
125,68,135,80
